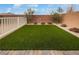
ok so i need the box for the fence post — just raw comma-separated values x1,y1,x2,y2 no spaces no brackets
1,18,3,34
17,17,20,27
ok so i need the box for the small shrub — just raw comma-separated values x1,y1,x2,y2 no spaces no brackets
61,24,67,27
53,13,62,23
34,22,37,25
41,22,45,25
48,22,52,24
69,27,79,33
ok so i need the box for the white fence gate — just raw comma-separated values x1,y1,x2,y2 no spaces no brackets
0,16,27,39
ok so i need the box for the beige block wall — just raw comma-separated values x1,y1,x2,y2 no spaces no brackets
63,12,79,28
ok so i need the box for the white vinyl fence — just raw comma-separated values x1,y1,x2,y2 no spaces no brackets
0,16,27,39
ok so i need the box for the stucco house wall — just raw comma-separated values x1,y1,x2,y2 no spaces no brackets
62,12,79,28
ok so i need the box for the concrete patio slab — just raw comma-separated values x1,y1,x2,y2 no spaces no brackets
0,50,79,55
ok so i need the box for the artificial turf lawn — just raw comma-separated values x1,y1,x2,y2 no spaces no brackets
0,25,79,50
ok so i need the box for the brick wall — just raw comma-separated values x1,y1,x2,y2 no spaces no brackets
32,15,53,23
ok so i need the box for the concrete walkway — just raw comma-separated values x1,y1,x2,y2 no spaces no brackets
0,50,79,55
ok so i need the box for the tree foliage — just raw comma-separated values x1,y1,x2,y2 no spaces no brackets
53,13,62,23
51,7,64,23
57,7,63,14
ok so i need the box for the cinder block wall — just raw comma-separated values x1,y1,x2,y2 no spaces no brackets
32,15,53,23
62,12,79,28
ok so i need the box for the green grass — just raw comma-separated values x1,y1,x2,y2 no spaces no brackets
0,25,79,50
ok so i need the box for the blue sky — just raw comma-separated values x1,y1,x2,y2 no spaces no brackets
0,4,79,15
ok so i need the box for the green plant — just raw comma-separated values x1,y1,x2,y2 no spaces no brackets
41,22,45,25
53,13,61,23
48,22,52,24
61,24,67,27
51,7,64,24
34,22,37,25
